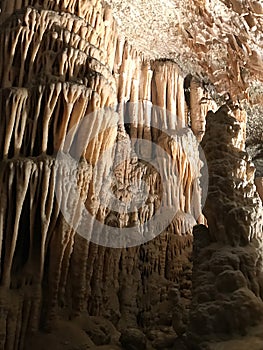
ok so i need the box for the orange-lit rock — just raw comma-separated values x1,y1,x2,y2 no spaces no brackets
0,0,262,349
0,1,205,349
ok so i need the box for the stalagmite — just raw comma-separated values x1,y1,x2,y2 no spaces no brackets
189,105,263,347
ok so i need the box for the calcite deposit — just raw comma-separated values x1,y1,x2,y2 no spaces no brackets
0,0,262,349
189,105,263,348
0,1,207,349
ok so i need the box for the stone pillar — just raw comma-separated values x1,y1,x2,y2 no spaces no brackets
188,105,263,347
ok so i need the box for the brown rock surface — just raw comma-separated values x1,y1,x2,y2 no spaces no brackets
108,0,263,101
255,177,263,200
189,105,263,347
0,1,207,349
0,0,262,349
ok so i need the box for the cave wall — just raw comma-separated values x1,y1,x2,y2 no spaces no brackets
0,1,209,349
1,1,262,349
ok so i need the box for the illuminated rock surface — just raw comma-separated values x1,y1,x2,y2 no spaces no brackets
0,0,262,349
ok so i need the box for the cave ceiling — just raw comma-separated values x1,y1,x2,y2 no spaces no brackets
108,0,263,172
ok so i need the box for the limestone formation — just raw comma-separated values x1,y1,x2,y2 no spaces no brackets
108,0,263,101
109,0,263,182
189,105,263,347
0,0,262,349
0,1,206,349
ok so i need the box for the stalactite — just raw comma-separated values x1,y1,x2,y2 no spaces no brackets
0,0,206,349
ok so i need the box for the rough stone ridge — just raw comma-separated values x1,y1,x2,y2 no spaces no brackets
189,105,263,348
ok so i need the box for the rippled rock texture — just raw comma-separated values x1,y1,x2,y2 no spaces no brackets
0,0,262,349
0,1,207,349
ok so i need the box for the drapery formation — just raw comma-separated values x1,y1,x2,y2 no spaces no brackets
0,1,207,349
